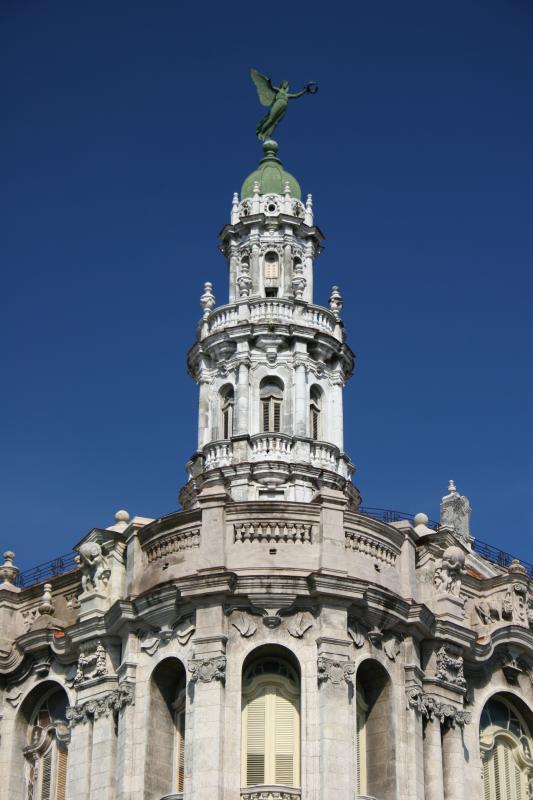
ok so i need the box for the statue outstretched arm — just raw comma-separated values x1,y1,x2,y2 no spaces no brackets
288,82,318,99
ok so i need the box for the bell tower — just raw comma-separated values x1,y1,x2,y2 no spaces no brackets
182,139,360,509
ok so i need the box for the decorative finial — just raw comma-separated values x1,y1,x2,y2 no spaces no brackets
250,68,318,142
305,193,314,226
329,286,343,320
200,282,216,320
231,192,240,225
508,559,528,575
114,509,130,530
448,479,458,495
413,513,434,537
38,583,55,616
252,181,261,214
0,551,19,586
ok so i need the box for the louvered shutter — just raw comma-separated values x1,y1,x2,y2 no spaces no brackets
273,690,296,785
483,753,491,800
273,401,281,433
40,750,53,800
55,749,67,800
176,709,185,792
246,690,266,785
356,703,366,795
262,400,270,432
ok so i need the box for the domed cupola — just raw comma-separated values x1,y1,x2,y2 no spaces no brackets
241,140,301,200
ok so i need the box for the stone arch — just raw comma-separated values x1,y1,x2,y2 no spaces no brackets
145,656,187,799
355,658,396,800
218,382,235,440
241,644,301,791
10,679,71,800
259,376,285,434
309,383,323,440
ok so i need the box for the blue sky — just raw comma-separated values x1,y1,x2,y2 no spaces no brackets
1,0,532,570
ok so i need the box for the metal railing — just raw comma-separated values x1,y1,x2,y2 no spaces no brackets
14,553,78,588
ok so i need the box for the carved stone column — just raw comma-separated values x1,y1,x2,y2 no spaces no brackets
443,724,465,800
89,713,118,800
423,716,445,800
66,719,93,800
294,360,307,437
235,359,250,436
198,377,210,448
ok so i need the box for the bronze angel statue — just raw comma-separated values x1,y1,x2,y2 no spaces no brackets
251,68,318,142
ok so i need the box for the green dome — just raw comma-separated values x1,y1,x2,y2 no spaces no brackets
241,140,301,200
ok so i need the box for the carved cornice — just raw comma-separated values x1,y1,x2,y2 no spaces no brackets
406,688,471,727
66,684,134,725
317,656,355,686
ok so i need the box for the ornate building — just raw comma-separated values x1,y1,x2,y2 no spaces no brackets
1,134,532,800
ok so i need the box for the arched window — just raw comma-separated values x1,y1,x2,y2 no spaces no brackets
220,385,234,439
263,251,280,297
146,658,187,798
260,378,283,434
480,696,533,799
355,660,395,800
310,386,322,441
24,687,69,800
241,656,300,790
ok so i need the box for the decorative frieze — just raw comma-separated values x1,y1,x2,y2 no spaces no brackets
66,684,134,725
188,656,226,684
344,530,397,565
145,528,200,562
317,656,355,686
406,688,471,727
234,521,313,544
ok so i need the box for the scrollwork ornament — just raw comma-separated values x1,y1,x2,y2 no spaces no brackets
188,656,226,684
317,656,355,686
66,685,134,726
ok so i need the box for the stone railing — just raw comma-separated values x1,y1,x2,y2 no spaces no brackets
249,298,295,325
310,441,339,468
206,299,338,337
145,528,200,563
344,529,398,565
234,521,313,544
240,787,301,800
250,433,293,460
204,440,233,469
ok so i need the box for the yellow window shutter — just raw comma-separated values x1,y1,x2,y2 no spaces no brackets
40,750,53,800
55,749,68,800
273,690,296,785
246,690,266,785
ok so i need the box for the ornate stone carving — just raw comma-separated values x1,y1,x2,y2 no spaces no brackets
139,617,196,655
66,684,134,725
348,619,402,661
344,530,398,565
328,285,343,320
78,542,111,593
433,545,465,597
0,550,19,585
72,640,108,685
406,688,471,727
188,656,226,684
200,281,215,319
240,791,301,800
439,480,473,545
348,621,366,648
5,687,22,708
286,612,313,639
497,649,528,685
436,644,466,688
231,611,257,638
317,656,355,685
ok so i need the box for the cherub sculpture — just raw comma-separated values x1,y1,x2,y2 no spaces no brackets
250,68,318,142
433,545,465,596
78,541,111,593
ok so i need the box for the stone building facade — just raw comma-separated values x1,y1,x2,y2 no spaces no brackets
1,140,532,800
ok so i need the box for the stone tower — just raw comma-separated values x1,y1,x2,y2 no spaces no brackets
183,139,361,510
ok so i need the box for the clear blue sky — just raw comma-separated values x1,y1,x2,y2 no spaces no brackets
1,0,532,570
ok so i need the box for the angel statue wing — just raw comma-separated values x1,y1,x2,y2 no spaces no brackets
250,68,276,107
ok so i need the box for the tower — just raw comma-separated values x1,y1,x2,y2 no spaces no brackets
183,139,361,510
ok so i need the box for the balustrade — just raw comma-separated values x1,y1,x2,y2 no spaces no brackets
204,440,233,469
240,787,301,800
250,433,293,460
205,300,338,336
